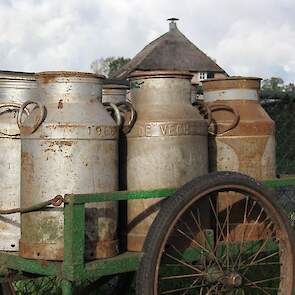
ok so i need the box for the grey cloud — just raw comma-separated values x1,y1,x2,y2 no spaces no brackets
0,0,294,82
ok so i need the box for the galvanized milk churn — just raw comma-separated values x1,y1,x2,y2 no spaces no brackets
202,77,276,241
127,71,208,251
0,71,37,251
102,80,129,104
19,71,119,260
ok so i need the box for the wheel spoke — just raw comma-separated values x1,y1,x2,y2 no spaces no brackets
160,273,203,280
164,252,203,274
241,251,280,270
159,281,208,294
241,274,274,295
245,276,281,285
176,227,222,271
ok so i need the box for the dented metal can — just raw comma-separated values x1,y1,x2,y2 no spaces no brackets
0,71,37,251
19,71,119,260
203,77,276,241
203,77,276,180
126,71,208,251
102,80,129,104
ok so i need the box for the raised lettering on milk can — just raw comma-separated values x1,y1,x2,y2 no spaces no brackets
202,76,276,241
126,71,208,251
0,71,37,251
19,71,119,260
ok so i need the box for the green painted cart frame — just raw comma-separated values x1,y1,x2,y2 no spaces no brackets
0,177,294,295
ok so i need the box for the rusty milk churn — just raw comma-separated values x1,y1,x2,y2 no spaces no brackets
202,76,276,241
0,71,37,251
102,80,129,104
126,71,208,251
19,71,119,260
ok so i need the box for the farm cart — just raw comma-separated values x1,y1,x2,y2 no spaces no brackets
0,172,295,295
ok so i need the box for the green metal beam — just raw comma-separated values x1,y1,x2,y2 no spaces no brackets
63,203,85,281
64,188,176,204
0,252,60,277
263,177,295,188
81,252,142,281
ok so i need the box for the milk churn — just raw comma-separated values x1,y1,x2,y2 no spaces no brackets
102,80,129,104
126,71,208,251
0,71,37,251
202,76,276,241
19,71,119,260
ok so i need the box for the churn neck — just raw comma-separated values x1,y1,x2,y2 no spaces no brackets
36,71,105,103
128,70,193,105
202,77,262,102
0,71,36,90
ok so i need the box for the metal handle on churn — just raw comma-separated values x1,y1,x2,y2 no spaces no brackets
17,100,46,134
0,103,30,137
208,104,240,136
116,101,137,133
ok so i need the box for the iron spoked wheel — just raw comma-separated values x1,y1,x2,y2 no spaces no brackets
136,172,295,295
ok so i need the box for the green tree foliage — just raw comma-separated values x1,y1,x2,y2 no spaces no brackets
261,77,295,175
90,56,131,78
261,77,295,102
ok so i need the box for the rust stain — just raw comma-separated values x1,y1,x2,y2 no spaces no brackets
44,140,73,153
36,71,105,84
57,99,63,109
203,77,261,91
207,100,274,136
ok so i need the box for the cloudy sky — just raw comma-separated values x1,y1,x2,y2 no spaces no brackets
1,0,294,82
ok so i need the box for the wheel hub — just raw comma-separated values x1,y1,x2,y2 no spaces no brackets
206,267,243,288
221,273,242,288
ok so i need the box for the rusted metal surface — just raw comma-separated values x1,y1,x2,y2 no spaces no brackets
102,80,129,104
126,70,208,251
203,77,276,241
20,71,119,260
203,76,261,91
0,71,37,251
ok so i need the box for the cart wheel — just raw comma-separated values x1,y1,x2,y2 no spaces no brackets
136,171,295,295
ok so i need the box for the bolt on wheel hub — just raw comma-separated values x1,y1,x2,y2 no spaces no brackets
221,272,242,288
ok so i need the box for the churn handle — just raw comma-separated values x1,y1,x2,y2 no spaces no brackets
103,102,122,127
17,100,46,134
0,103,30,137
208,104,240,136
193,101,212,126
116,101,137,133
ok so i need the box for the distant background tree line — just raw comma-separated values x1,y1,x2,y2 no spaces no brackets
91,57,294,175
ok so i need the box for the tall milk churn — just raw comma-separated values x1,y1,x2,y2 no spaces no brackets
19,71,119,260
202,76,276,241
126,71,208,251
0,71,37,251
102,80,129,104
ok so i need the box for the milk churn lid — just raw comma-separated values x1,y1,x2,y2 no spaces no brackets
128,70,193,80
36,71,105,81
202,76,262,91
0,70,36,81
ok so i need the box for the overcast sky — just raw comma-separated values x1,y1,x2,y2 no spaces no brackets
1,0,294,82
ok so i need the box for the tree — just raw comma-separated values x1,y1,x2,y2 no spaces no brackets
262,77,284,92
90,56,131,78
261,77,295,102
